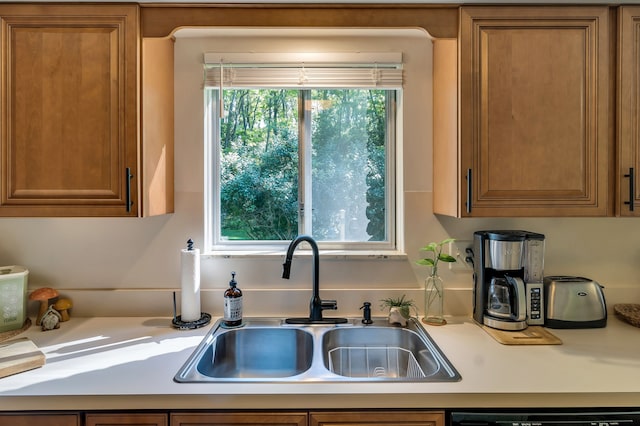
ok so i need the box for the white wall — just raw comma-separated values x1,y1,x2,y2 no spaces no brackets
1,28,639,319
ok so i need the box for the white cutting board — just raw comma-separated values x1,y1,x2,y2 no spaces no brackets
0,337,45,378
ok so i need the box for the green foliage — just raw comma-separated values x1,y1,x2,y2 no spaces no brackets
416,238,457,274
220,89,299,240
310,89,387,241
379,294,417,319
364,91,387,241
218,88,389,242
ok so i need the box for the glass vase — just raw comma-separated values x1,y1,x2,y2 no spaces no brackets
423,270,446,325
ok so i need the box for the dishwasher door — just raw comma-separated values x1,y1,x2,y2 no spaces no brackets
450,410,640,426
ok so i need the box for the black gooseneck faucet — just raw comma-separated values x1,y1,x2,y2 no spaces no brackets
282,235,348,324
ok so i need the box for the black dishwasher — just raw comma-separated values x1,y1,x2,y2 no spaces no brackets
451,410,640,426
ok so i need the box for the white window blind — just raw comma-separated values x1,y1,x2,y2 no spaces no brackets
203,52,403,89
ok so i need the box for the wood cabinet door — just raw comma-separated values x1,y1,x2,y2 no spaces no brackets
0,413,80,426
458,6,613,217
618,6,640,216
170,412,307,426
86,413,168,426
0,4,139,216
310,411,444,426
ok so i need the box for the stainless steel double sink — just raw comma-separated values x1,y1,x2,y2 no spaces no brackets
174,317,461,383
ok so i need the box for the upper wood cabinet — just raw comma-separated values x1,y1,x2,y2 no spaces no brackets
618,6,640,216
141,36,175,217
434,6,614,217
0,4,174,217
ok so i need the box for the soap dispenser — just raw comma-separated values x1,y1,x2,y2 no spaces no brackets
223,271,243,327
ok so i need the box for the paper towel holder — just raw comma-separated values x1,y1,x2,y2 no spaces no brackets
171,291,211,330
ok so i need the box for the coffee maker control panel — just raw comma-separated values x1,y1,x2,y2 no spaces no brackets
526,283,544,325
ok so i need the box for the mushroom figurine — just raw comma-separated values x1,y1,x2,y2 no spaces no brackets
29,287,59,325
53,298,73,322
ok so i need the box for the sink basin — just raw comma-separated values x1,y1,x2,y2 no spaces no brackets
174,317,460,383
322,326,459,381
175,323,314,381
201,327,313,378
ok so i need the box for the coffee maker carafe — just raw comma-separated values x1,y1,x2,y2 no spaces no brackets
472,230,545,331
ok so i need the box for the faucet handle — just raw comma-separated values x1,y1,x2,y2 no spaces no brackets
321,299,337,310
360,302,373,324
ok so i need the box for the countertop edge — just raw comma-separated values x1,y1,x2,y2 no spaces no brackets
1,392,640,411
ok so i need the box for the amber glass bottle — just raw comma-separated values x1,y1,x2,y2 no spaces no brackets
223,271,243,327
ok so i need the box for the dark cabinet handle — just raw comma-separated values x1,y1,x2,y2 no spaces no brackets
466,168,472,214
125,167,134,213
625,167,635,212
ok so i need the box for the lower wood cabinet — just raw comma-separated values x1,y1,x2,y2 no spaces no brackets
169,410,445,426
0,413,80,426
310,411,444,426
170,412,308,426
0,410,444,426
170,411,444,426
86,413,168,426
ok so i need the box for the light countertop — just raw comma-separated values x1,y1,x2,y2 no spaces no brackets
1,315,639,411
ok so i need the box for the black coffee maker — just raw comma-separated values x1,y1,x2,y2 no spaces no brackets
472,230,545,331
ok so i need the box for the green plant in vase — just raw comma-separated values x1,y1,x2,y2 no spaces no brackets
417,238,456,325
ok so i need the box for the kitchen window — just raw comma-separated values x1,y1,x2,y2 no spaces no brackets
204,53,403,252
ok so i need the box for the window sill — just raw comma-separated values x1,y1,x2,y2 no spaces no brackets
203,250,408,260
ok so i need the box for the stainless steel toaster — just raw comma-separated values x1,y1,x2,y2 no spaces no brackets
543,276,607,328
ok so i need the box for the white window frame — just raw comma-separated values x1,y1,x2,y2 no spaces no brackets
203,53,403,254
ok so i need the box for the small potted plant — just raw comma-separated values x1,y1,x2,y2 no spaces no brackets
416,238,457,325
380,295,417,326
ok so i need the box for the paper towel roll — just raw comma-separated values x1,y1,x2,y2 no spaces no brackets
180,247,201,322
